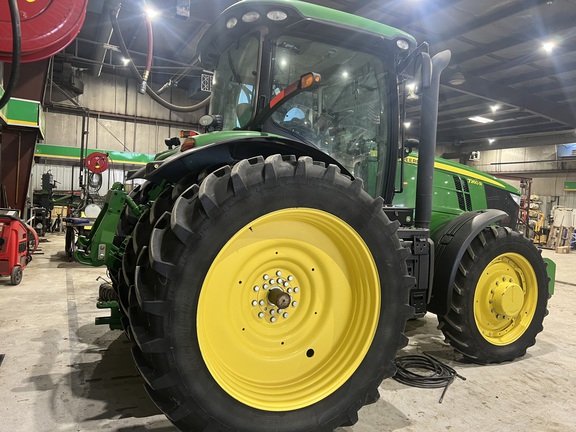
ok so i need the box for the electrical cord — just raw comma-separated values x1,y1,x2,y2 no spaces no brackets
0,0,21,110
393,353,466,403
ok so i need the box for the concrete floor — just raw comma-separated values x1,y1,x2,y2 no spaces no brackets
0,232,575,432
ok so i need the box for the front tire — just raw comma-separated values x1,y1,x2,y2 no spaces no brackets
438,226,549,364
129,155,413,431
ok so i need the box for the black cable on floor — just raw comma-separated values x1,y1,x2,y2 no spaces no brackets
393,353,466,403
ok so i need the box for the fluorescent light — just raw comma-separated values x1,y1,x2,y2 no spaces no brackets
121,57,130,65
404,121,411,129
488,138,496,144
490,104,500,112
468,116,494,124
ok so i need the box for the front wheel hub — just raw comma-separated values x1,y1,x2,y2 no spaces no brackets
474,252,538,345
492,281,524,317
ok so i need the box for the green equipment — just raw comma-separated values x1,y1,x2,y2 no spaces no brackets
76,1,554,431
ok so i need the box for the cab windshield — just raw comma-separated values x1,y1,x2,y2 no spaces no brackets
209,33,394,197
271,35,391,196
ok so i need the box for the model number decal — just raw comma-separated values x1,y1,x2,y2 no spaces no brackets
405,156,418,165
467,179,483,186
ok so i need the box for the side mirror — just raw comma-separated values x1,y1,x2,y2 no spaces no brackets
400,138,419,156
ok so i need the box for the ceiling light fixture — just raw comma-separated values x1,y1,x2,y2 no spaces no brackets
490,104,500,112
542,41,557,53
488,138,496,144
448,66,465,86
144,7,159,19
468,116,494,124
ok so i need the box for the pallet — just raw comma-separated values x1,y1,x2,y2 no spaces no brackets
545,226,574,250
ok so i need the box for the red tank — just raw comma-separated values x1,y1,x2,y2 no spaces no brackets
0,209,36,285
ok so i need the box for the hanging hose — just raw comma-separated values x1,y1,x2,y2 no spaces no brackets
139,0,154,94
0,0,21,110
109,6,210,112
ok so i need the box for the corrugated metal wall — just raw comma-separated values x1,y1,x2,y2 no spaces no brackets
43,71,205,155
30,69,204,211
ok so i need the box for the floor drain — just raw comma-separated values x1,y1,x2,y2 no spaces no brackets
0,354,4,368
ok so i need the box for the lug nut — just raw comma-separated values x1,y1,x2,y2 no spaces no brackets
288,276,293,281
270,317,277,323
263,274,269,280
263,284,269,290
292,301,298,307
254,286,260,292
276,270,282,276
252,300,258,306
294,287,299,293
258,312,264,318
259,300,265,306
283,313,289,318
284,281,289,287
270,309,276,315
287,288,292,293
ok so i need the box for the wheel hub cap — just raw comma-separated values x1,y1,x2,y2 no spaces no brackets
492,281,524,317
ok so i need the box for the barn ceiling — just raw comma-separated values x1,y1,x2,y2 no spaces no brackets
61,0,576,154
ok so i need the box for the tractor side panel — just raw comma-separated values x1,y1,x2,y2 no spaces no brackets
394,156,465,231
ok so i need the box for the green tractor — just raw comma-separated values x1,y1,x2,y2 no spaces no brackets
76,1,554,430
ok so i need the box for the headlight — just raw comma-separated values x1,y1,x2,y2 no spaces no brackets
242,11,260,22
267,10,287,21
226,17,238,29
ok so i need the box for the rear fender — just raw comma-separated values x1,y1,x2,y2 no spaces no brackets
428,209,508,316
136,137,352,183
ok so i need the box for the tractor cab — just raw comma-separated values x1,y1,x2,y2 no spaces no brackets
198,0,418,200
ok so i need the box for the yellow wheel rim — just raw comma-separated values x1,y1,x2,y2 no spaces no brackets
197,208,380,411
474,252,538,345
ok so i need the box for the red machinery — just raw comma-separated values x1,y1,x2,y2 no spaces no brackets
0,209,37,285
0,0,88,62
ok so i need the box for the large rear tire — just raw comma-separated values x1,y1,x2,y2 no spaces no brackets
438,226,549,364
129,155,413,431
